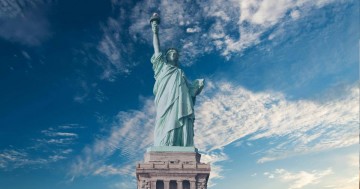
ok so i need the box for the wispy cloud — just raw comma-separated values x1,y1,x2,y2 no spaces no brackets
41,130,78,138
265,168,333,189
37,126,79,146
76,11,137,82
193,80,357,184
0,124,81,170
96,17,133,81
110,179,136,189
195,81,358,163
128,0,217,64
0,0,53,46
93,164,134,177
125,0,349,62
73,81,108,103
70,99,155,178
58,124,83,130
200,151,228,187
0,149,48,169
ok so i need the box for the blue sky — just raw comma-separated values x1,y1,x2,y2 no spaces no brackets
0,0,358,189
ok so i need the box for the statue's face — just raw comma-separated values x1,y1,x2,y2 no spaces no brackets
166,50,179,65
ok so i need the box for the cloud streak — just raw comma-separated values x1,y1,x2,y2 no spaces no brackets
70,99,155,178
195,81,359,163
96,17,133,81
0,149,48,169
0,124,81,170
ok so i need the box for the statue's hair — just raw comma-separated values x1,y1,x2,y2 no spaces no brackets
165,48,179,55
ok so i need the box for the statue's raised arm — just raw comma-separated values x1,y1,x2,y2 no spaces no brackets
150,13,160,56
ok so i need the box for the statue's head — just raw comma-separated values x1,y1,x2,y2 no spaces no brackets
166,48,179,66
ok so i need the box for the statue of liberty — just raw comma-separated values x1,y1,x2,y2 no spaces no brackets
150,13,204,147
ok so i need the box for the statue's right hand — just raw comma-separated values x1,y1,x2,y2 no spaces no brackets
151,21,159,34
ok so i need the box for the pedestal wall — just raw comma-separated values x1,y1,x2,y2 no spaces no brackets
136,147,210,189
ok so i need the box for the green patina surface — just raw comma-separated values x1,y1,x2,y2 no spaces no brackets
147,146,198,153
150,13,204,148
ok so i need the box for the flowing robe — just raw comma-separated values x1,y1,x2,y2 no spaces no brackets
151,53,204,146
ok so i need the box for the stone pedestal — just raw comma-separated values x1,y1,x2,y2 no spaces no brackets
136,147,210,189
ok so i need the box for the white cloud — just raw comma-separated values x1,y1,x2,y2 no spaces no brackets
186,26,201,33
264,171,275,179
217,0,348,57
128,0,207,65
54,132,78,137
62,149,73,154
93,0,351,82
41,130,78,138
266,168,333,189
38,126,80,145
194,81,358,164
290,10,301,20
239,0,306,26
123,0,348,62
